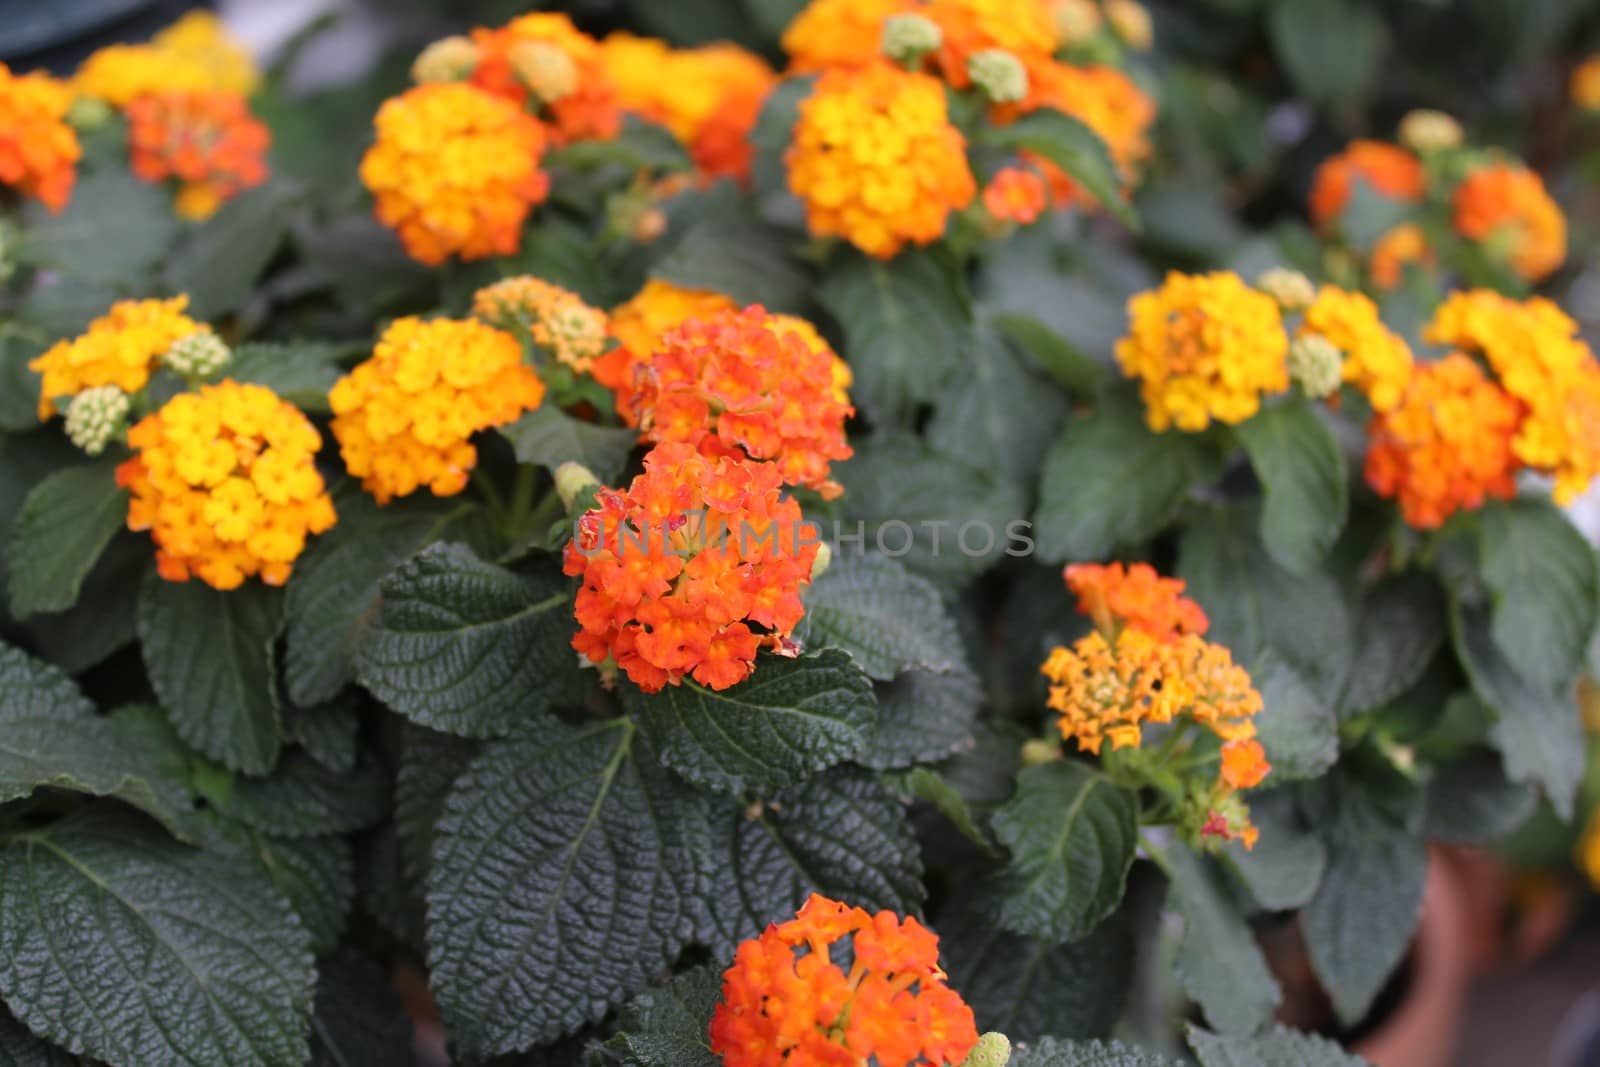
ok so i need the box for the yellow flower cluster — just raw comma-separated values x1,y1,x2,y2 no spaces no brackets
75,12,257,105
472,276,609,373
787,61,976,258
30,297,207,419
782,0,913,72
150,12,260,96
1425,291,1600,503
117,381,336,589
1299,286,1414,412
329,317,547,503
1116,272,1289,432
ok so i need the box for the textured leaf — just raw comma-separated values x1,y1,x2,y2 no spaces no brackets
395,724,482,884
1163,842,1280,1035
817,248,971,424
1235,398,1347,575
0,811,315,1067
501,404,638,484
427,719,708,1056
6,459,127,619
228,342,355,413
978,109,1133,225
887,767,996,853
1336,573,1446,718
358,544,583,738
1423,748,1537,845
137,570,285,774
1010,1038,1174,1067
1221,793,1326,912
164,181,297,318
205,828,353,956
19,534,144,673
1189,1024,1373,1067
652,216,810,312
1249,653,1337,782
1454,599,1583,818
0,1007,73,1067
623,650,875,795
1475,500,1598,688
19,170,177,283
609,966,721,1067
285,696,359,773
862,667,981,771
308,949,414,1067
695,768,924,956
798,552,964,680
926,325,1069,488
285,486,475,706
988,761,1139,942
216,751,388,838
1034,388,1222,563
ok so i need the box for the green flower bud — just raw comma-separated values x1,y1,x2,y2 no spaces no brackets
510,40,577,103
882,13,944,64
65,96,113,132
1254,267,1316,311
1288,333,1343,399
960,1032,1012,1067
968,50,1029,104
555,461,601,513
164,331,232,380
1397,109,1463,154
810,540,832,581
412,35,480,84
1019,738,1062,766
64,385,130,456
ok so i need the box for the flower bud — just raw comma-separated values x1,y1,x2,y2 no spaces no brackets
63,385,130,456
1105,0,1153,51
163,331,231,380
1019,737,1062,766
961,1032,1013,1067
1288,333,1343,399
968,50,1029,104
555,461,600,513
881,13,943,64
411,35,480,84
1254,267,1316,311
509,40,577,103
810,540,832,581
65,96,113,132
1397,109,1463,154
1051,0,1103,47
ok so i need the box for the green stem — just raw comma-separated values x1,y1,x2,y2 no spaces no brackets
472,467,506,515
1137,831,1175,876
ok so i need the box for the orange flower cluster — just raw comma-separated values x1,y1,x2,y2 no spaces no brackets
360,83,550,265
74,12,257,105
565,443,820,692
782,0,914,72
1299,286,1414,412
1000,62,1154,208
600,34,776,183
787,61,976,258
1452,162,1566,282
126,90,271,220
0,64,79,212
31,296,206,419
922,0,1058,90
1064,561,1209,642
613,306,854,498
708,894,978,1067
1575,57,1600,111
1363,355,1521,529
116,381,336,589
329,317,545,503
1369,222,1433,290
471,275,609,373
471,13,619,145
1308,140,1424,233
982,165,1049,224
1424,291,1600,504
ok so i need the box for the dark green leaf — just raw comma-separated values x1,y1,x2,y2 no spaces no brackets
798,552,964,680
1235,398,1347,574
990,312,1109,399
864,667,982,770
979,110,1133,225
988,761,1139,942
0,336,43,433
395,724,481,884
1475,500,1598,688
0,1006,73,1067
137,570,284,774
308,948,414,1067
285,696,359,773
1189,1023,1373,1067
19,171,178,284
228,342,355,412
216,751,388,838
1336,573,1446,719
1221,792,1326,912
609,966,721,1067
6,458,127,619
1249,653,1337,782
0,811,315,1066
164,182,299,319
926,325,1069,488
652,217,811,312
19,534,143,673
750,76,812,205
501,404,638,484
550,117,691,174
1010,1038,1175,1067
1163,842,1280,1035
1423,749,1537,845
205,828,353,956
427,719,707,1057
887,766,996,853
1268,0,1386,106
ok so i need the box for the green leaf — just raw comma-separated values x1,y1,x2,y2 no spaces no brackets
1453,599,1583,818
798,552,964,680
19,534,144,673
1249,653,1337,782
609,966,721,1067
550,116,691,174
1010,1038,1175,1067
622,649,875,795
285,696,359,773
1221,792,1327,912
1336,573,1446,719
284,486,475,706
750,76,812,204
215,751,388,838
0,1005,75,1066
202,825,353,956
864,667,982,770
0,336,43,433
137,570,285,774
886,766,996,853
990,312,1110,399
1189,1023,1374,1067
357,544,582,738
978,109,1134,226
1423,749,1537,845
308,949,414,1067
395,724,481,884
427,719,707,1057
164,181,298,319
837,436,1028,588
817,248,972,424
988,761,1139,942
1474,500,1598,688
228,342,355,412
926,325,1069,488
501,404,638,484
19,170,178,284
652,217,811,312
1163,842,1281,1035
942,892,1132,1043
695,768,923,955
0,810,315,1067
1234,398,1347,574
1267,0,1386,107
1035,388,1223,563
6,458,127,619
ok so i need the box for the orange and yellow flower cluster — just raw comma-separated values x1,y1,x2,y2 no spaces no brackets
610,306,855,499
328,317,546,503
470,13,621,145
471,275,609,373
564,443,821,692
30,297,207,419
1452,163,1566,285
75,12,256,105
708,894,978,1067
116,381,336,589
1299,285,1414,413
126,90,271,221
0,64,79,213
